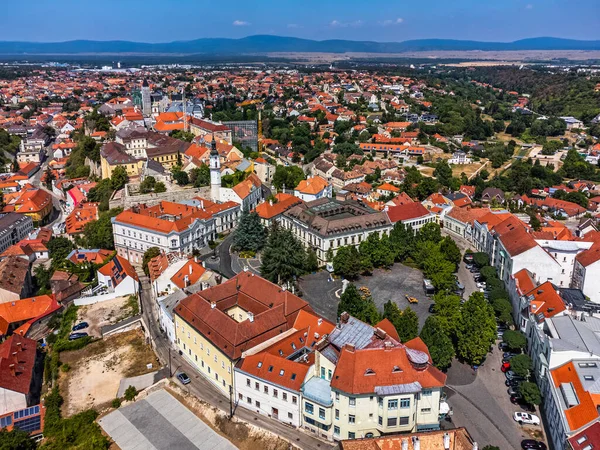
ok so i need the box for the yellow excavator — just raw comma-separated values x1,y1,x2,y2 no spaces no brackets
405,294,419,304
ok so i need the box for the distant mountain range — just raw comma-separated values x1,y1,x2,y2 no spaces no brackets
0,35,599,54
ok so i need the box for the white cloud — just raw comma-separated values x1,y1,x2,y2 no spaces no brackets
232,20,250,26
330,19,363,28
381,18,404,26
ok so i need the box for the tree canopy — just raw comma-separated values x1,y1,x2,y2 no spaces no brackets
232,210,266,253
456,292,497,365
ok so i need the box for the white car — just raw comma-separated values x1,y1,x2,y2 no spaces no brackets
514,412,540,425
476,282,487,289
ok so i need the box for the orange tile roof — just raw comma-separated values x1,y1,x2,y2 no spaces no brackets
98,255,139,284
526,281,566,320
254,193,303,220
551,361,600,431
513,269,537,296
377,182,400,193
65,202,99,235
0,295,60,336
295,176,329,195
170,259,206,289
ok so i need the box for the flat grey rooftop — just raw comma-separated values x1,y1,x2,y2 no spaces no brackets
98,389,237,450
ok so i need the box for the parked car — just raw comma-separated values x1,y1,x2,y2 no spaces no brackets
507,386,520,396
504,352,519,359
476,281,487,289
466,264,473,270
464,253,474,263
499,342,509,351
428,304,436,313
68,332,88,341
501,362,511,372
177,372,191,385
72,322,89,331
514,412,540,425
521,440,547,450
506,378,522,387
455,280,465,291
510,394,522,404
497,330,505,339
506,371,525,381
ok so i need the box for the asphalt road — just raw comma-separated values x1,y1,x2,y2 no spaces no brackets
201,233,236,279
138,274,332,450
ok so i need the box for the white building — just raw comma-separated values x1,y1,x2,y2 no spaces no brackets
97,255,139,297
294,176,332,202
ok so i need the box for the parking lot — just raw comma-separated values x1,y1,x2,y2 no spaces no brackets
299,263,434,327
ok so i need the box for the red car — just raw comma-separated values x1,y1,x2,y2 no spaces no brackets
501,362,511,372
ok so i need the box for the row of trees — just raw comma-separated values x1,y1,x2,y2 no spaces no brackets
332,222,460,292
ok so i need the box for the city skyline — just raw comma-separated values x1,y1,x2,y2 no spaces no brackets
4,0,599,43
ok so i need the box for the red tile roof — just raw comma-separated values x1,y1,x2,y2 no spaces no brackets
295,176,329,195
174,273,313,360
170,259,206,290
0,334,37,394
254,193,303,220
498,227,538,257
386,202,431,223
0,295,60,336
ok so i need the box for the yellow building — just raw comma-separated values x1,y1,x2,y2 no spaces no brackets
100,142,144,179
173,272,312,396
11,188,53,224
146,147,181,170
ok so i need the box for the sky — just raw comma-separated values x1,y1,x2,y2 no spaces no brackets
3,0,599,43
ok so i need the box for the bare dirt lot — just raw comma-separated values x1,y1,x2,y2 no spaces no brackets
77,296,138,338
59,329,158,416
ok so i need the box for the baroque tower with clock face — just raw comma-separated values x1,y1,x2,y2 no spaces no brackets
209,134,221,202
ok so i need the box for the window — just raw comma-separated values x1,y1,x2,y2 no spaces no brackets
335,409,339,420
321,367,326,379
238,393,243,400
255,401,260,408
255,382,259,391
273,389,278,398
387,417,397,427
584,375,595,381
378,416,383,425
328,369,332,380
264,386,269,394
400,398,410,408
279,369,285,376
214,355,217,362
421,408,431,413
292,396,297,405
305,402,314,415
335,392,340,402
348,415,355,424
268,365,274,372
282,393,287,401
378,397,383,407
334,426,340,436
288,412,293,420
399,416,409,425
221,361,225,369
422,390,432,396
348,432,355,439
319,408,325,420
247,397,252,404
349,397,356,407
388,399,398,410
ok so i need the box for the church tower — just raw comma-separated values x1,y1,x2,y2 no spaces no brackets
209,135,221,202
141,79,151,116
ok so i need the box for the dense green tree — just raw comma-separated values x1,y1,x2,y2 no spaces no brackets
472,252,489,268
491,297,514,326
172,169,189,186
510,354,532,378
82,208,122,250
232,210,266,252
333,246,361,280
565,191,589,209
34,265,53,294
389,222,415,262
154,182,167,193
520,381,542,406
433,293,462,339
418,222,443,244
440,236,461,270
383,301,418,342
139,176,156,194
479,266,497,282
272,165,306,190
420,315,455,370
189,164,210,187
0,428,37,450
48,237,74,270
305,248,319,272
260,223,306,285
110,165,129,191
338,284,380,325
559,149,597,180
434,160,453,188
503,330,527,351
142,247,161,276
87,178,114,211
456,292,497,365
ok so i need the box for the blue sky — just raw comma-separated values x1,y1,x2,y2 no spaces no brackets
4,0,599,42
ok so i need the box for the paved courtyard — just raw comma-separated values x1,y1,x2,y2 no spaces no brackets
299,264,434,327
98,389,236,450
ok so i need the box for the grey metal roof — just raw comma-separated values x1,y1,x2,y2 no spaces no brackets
374,382,422,395
329,317,374,350
302,377,333,406
549,315,600,356
320,345,340,364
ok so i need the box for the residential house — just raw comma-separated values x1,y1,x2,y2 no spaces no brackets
219,174,263,212
294,176,332,202
97,255,140,297
385,202,436,232
173,272,313,396
0,213,33,254
254,193,303,227
339,427,475,450
0,335,38,415
481,188,505,204
0,295,61,338
0,257,32,303
65,202,99,236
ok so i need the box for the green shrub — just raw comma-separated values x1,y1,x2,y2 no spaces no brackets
111,398,122,408
124,385,138,401
60,363,70,373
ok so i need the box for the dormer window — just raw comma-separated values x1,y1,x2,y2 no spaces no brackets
392,366,402,373
291,343,297,350
365,368,376,375
257,362,262,368
279,369,285,376
268,365,274,372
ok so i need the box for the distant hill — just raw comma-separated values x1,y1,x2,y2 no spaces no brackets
0,35,598,54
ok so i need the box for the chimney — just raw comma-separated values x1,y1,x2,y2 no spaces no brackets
12,352,18,364
243,266,248,272
210,301,216,309
248,311,254,322
374,327,387,340
346,344,355,353
340,312,350,324
384,341,393,351
413,437,420,450
269,199,273,206
443,433,450,450
317,318,323,326
16,342,22,351
9,364,15,376
184,275,189,287
472,444,478,450
401,439,409,450
189,264,193,275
